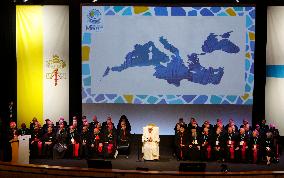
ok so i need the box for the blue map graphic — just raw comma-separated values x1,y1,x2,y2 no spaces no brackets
102,31,240,87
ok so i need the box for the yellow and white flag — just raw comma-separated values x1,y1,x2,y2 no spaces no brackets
16,5,69,126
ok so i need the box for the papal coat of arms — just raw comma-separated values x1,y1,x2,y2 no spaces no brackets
46,55,67,86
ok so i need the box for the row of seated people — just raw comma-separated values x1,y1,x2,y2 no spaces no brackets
174,118,280,165
8,115,131,160
27,115,131,137
8,115,281,164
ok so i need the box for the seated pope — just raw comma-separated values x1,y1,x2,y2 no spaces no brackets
142,124,160,161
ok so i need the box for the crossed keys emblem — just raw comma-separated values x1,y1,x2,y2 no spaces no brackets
46,55,67,86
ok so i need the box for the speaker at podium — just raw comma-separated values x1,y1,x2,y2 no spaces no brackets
179,162,206,172
87,159,112,169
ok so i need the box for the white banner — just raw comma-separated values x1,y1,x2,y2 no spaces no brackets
43,6,69,124
266,78,284,136
266,6,284,135
267,6,284,65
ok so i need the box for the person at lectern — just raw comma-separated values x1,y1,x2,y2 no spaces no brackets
8,121,18,162
142,124,160,161
8,122,18,145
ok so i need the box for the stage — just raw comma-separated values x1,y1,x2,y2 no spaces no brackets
2,137,284,177
29,135,284,172
29,155,284,172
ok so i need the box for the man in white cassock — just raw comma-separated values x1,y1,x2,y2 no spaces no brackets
142,124,160,160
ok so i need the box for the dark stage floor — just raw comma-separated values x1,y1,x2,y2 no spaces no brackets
30,136,284,172
30,154,284,172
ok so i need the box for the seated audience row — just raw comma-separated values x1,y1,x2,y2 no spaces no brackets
8,115,131,160
8,115,280,166
174,118,280,165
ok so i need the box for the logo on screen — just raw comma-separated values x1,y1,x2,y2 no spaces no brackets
86,9,103,32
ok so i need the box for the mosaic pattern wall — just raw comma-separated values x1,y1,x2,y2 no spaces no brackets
82,6,255,104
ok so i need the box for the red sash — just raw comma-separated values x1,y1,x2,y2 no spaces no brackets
253,144,258,163
95,135,101,153
228,141,234,160
98,144,103,153
107,144,113,154
37,141,42,155
207,145,211,159
241,142,247,160
73,143,79,157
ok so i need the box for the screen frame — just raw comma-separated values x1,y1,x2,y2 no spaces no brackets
81,4,255,105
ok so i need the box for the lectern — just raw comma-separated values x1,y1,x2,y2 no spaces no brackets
10,139,18,163
18,135,31,164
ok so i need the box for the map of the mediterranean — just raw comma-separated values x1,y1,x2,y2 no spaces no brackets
102,31,240,87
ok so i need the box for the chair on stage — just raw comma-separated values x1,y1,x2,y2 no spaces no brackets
142,123,160,161
117,142,130,158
